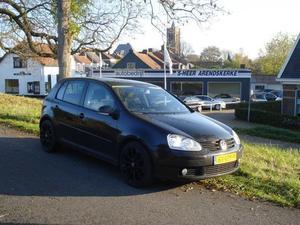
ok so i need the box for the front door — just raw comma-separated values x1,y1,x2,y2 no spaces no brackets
80,81,119,161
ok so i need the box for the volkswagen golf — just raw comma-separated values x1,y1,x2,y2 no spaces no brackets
40,77,243,187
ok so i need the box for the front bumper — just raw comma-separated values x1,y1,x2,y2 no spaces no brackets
153,145,243,180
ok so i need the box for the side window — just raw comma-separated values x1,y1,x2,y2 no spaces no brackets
63,81,85,105
84,83,115,111
56,81,68,100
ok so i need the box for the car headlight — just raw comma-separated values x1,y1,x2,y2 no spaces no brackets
167,134,202,151
232,130,240,145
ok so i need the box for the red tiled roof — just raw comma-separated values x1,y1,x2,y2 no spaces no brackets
35,57,58,66
74,54,92,64
135,52,161,69
146,52,164,67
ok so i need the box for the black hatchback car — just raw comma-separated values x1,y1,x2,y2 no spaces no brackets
40,78,243,187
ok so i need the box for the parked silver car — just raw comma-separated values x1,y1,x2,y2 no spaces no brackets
184,95,226,111
251,92,281,102
183,96,203,112
214,93,240,103
195,95,226,110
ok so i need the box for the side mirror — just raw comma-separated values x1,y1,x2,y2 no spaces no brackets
98,105,119,119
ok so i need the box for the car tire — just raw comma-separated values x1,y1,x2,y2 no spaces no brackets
197,106,202,112
215,104,221,110
40,120,59,153
120,141,154,188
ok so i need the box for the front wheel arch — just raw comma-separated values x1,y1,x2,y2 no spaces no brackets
119,140,155,187
117,137,154,166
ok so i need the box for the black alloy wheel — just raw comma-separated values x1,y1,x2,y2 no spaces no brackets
120,142,154,187
40,120,59,153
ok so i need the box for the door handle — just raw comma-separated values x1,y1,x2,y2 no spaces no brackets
79,113,85,119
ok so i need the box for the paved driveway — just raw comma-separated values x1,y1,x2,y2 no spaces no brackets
201,109,255,129
0,126,299,225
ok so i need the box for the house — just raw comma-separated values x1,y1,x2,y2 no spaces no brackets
0,51,89,96
251,74,282,93
0,52,59,95
84,51,118,76
113,43,133,56
113,48,191,70
74,54,92,75
277,34,300,116
113,49,161,70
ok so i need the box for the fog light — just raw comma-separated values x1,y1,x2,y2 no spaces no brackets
182,168,188,176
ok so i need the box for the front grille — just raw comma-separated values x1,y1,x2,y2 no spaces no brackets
180,161,238,177
200,138,235,151
204,161,238,176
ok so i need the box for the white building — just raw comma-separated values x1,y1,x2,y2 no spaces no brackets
251,74,282,93
0,53,89,96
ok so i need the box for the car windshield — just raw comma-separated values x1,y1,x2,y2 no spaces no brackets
112,84,190,114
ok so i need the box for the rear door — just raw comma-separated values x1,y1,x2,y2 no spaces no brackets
53,80,87,146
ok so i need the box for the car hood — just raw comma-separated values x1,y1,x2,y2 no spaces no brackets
136,112,233,141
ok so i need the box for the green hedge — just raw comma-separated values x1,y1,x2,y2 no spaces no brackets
233,101,281,113
235,108,300,130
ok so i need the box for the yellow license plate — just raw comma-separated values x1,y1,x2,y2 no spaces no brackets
214,153,237,165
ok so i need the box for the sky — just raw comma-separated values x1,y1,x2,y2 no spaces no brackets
118,0,300,59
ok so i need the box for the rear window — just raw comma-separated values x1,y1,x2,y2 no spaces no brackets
56,81,68,100
63,81,85,105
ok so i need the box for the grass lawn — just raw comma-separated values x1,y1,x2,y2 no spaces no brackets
0,93,42,135
235,126,300,143
0,94,299,207
201,142,300,208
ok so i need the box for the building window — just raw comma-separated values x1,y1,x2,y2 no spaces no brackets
255,85,265,91
127,62,136,69
208,82,241,99
171,82,203,96
5,79,19,94
13,57,27,68
27,81,40,94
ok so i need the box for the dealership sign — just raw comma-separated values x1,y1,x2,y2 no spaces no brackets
176,70,239,77
99,69,251,78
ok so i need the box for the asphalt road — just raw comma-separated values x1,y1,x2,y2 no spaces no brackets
0,125,299,225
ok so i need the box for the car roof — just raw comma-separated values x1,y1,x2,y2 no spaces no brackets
196,95,209,97
60,77,155,87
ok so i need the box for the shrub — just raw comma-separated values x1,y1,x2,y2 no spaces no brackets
235,108,300,130
233,101,281,113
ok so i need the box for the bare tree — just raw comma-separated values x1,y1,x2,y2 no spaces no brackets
180,41,194,57
0,0,222,78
